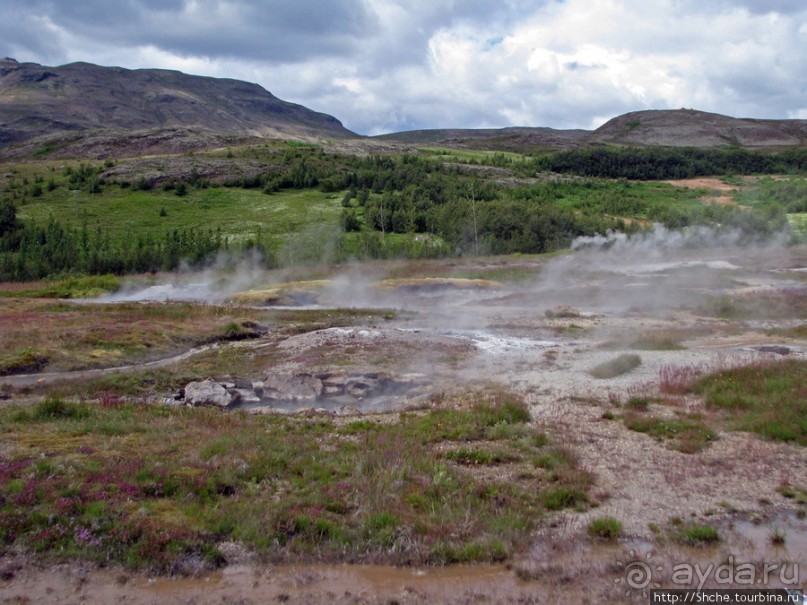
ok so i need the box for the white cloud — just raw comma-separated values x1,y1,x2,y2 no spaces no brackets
1,0,806,134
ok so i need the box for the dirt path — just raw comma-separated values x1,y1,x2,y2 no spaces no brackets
0,339,273,389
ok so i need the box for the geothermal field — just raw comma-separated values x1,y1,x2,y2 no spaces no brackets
1,228,805,604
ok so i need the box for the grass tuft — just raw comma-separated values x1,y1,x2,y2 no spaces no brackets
18,397,93,422
541,486,589,511
769,527,786,546
444,448,521,466
586,516,623,540
625,397,651,411
671,522,720,546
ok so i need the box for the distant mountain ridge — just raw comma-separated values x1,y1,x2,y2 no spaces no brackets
2,58,806,156
0,57,356,148
378,109,807,151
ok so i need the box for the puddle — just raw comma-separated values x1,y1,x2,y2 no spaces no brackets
233,391,428,414
723,512,807,559
206,371,434,414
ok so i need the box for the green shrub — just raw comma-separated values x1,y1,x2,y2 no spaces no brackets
587,516,623,539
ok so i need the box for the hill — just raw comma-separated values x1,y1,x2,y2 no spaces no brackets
374,126,588,150
0,57,356,155
588,109,807,149
377,109,807,152
3,57,806,157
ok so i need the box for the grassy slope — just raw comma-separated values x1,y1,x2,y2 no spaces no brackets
17,186,343,249
0,296,402,377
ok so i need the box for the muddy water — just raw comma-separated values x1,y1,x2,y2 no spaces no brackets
6,519,803,605
1,562,546,605
723,511,807,560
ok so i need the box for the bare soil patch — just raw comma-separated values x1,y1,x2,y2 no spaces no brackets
662,177,739,191
662,177,741,206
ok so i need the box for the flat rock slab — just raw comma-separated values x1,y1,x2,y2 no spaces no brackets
262,373,323,402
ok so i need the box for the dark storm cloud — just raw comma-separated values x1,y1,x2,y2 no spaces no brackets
0,3,64,60
0,0,376,63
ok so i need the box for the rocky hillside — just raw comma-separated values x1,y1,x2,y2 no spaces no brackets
587,109,807,149
375,126,588,150
378,109,807,151
3,57,805,156
0,57,356,149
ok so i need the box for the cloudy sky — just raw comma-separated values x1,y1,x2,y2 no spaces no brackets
1,0,805,135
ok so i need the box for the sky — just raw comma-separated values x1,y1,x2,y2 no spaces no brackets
1,0,806,135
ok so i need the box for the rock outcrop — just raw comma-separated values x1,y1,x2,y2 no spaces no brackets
178,371,431,414
184,379,237,408
262,373,323,402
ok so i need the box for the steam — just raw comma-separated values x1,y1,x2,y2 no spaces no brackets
75,222,807,414
276,224,343,269
572,224,791,253
97,249,269,303
91,223,801,326
521,224,797,316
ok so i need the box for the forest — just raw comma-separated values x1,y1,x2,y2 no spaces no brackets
0,144,802,281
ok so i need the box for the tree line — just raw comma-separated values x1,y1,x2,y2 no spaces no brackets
0,205,228,280
531,146,807,180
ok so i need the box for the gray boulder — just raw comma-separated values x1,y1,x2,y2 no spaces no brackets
185,379,236,408
263,373,323,402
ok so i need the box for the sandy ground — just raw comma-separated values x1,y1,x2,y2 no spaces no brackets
662,177,739,191
663,177,741,206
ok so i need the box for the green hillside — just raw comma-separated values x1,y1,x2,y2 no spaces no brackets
1,142,804,280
